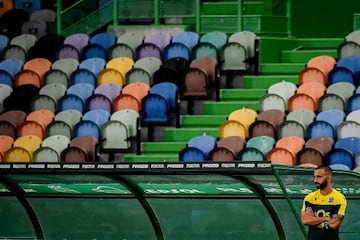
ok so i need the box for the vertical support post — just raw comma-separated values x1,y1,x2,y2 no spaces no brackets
56,0,62,35
113,0,119,27
286,0,292,37
237,0,243,31
154,0,160,25
196,0,201,33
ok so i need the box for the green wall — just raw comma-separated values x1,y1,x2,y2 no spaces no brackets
291,0,360,37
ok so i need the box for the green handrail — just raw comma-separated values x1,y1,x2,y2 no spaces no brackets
237,0,243,31
286,0,292,36
56,0,62,35
196,0,201,33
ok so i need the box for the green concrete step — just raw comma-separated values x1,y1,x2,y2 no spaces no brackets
181,115,227,127
165,128,219,142
243,75,298,88
124,154,179,162
221,88,267,101
281,49,337,63
203,1,267,15
297,38,343,49
142,142,186,154
259,63,305,75
203,101,260,114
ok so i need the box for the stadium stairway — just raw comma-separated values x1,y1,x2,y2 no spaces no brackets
124,37,343,162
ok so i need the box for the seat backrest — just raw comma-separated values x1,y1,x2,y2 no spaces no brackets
260,93,286,112
33,146,60,163
61,146,87,162
249,120,276,138
55,109,82,128
346,109,360,122
337,41,360,59
4,146,32,162
14,69,42,88
134,56,162,76
90,32,117,51
43,69,69,87
83,109,111,129
106,56,135,76
336,55,360,78
141,94,169,123
200,31,227,50
86,93,112,113
277,120,306,139
0,84,12,103
228,107,258,131
109,42,134,59
182,68,208,97
69,135,98,162
179,146,206,162
0,135,14,156
41,134,70,155
64,33,90,53
23,57,52,78
267,147,295,166
298,67,326,85
56,44,80,61
328,66,356,85
172,31,200,51
2,45,27,63
10,33,37,51
112,94,141,112
144,31,171,51
79,57,106,76
288,93,316,112
220,120,247,139
275,136,305,158
345,30,360,45
0,109,26,127
46,120,72,139
297,82,326,104
18,120,44,139
190,57,218,84
268,80,297,103
316,109,345,130
110,109,139,137
296,148,324,167
304,137,334,156
163,42,191,61
306,55,336,78
338,120,360,141
237,147,264,162
257,109,286,128
286,109,315,129
209,147,235,161
228,31,257,58
13,135,42,157
58,94,85,113
122,82,150,103
67,83,94,104
347,94,360,112
188,134,217,158
220,42,247,71
70,68,97,87
191,42,218,60
326,82,355,102
317,93,346,112
326,148,354,170
307,120,335,139
39,83,67,102
0,58,23,78
125,68,152,85
334,137,360,157
117,31,144,52
246,135,276,156
51,58,79,78
94,83,121,101
136,43,162,60
97,68,125,86
26,109,54,130
216,136,246,156
101,120,130,150
74,120,100,140
81,44,107,61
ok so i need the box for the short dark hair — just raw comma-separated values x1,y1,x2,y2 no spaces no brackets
315,165,332,175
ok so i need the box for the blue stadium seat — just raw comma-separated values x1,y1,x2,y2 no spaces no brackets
347,94,360,112
81,44,107,60
326,148,354,170
328,66,356,85
58,94,85,113
79,57,106,76
90,32,117,52
66,83,95,104
307,120,335,139
70,69,97,87
172,31,200,51
163,42,191,61
15,0,41,14
179,147,206,162
82,109,111,130
74,120,101,140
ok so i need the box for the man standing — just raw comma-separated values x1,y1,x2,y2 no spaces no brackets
301,165,347,240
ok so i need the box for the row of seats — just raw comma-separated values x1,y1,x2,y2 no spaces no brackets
0,29,258,75
178,39,360,171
